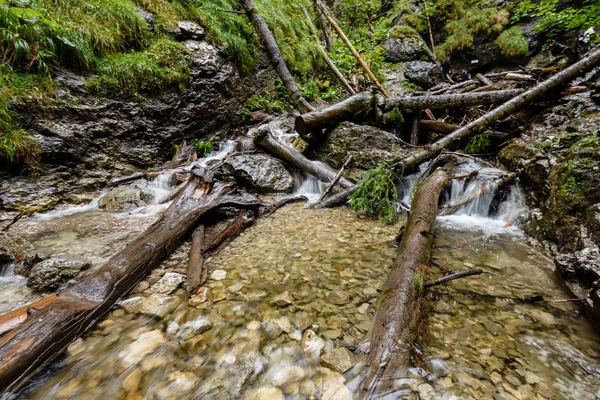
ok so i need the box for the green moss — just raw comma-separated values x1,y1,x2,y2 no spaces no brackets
388,25,420,39
496,26,528,57
401,81,422,92
385,107,405,126
466,131,491,154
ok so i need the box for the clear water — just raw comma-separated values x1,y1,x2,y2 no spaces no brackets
2,159,600,400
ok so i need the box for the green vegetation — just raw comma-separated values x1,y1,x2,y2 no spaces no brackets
495,26,528,57
466,131,491,154
387,25,420,39
385,107,405,127
349,165,398,224
511,0,600,40
193,139,213,156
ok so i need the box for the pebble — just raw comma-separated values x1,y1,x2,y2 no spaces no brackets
211,269,227,281
528,309,557,325
188,287,209,307
271,366,306,387
273,291,293,306
132,281,149,293
323,329,342,340
247,320,261,331
417,383,435,398
320,347,354,373
228,282,244,293
121,368,142,392
525,371,540,385
150,272,185,294
244,386,284,400
118,330,166,367
327,291,350,305
357,303,369,314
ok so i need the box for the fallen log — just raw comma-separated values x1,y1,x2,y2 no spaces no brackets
476,73,493,86
312,185,357,209
0,170,265,394
295,92,373,140
504,73,534,81
419,120,512,142
253,127,353,188
361,165,452,395
392,48,600,174
187,225,206,293
106,171,164,188
0,295,57,336
241,0,313,113
423,268,483,289
409,114,420,145
1,212,25,232
295,89,523,139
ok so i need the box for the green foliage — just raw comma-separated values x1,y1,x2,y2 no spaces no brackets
496,26,528,57
87,38,189,94
466,131,491,154
385,107,405,126
349,165,398,224
401,81,421,92
387,25,419,39
193,139,213,156
414,270,425,293
241,82,293,119
511,0,600,39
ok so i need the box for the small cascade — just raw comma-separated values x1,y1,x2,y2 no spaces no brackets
293,173,323,203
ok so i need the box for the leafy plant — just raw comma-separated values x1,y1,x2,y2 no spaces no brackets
385,106,405,127
349,165,399,224
193,139,213,156
466,131,491,154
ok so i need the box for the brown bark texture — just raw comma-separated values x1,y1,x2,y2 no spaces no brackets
361,166,451,396
0,173,264,395
187,225,206,293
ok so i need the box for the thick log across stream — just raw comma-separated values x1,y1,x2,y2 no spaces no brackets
0,171,264,395
361,165,452,396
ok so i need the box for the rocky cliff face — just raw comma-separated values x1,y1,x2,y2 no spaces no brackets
1,36,270,213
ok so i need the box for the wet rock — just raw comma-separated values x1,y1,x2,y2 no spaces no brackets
404,61,443,89
121,368,142,392
134,293,181,319
118,330,166,366
314,122,410,180
132,280,149,293
527,309,557,325
318,368,352,400
224,154,294,193
150,272,185,294
320,348,354,373
301,330,325,362
97,184,155,212
0,231,33,270
179,316,213,340
189,287,210,307
153,371,197,399
327,291,350,305
211,269,227,281
273,291,293,307
323,329,342,340
66,338,85,357
555,248,600,286
27,258,91,292
417,383,435,398
271,366,307,387
244,386,285,400
383,26,426,62
168,20,205,41
261,320,283,340
294,311,313,330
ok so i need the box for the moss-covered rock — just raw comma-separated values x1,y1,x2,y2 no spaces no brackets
313,122,410,180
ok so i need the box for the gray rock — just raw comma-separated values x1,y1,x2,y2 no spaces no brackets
314,122,410,180
320,348,354,373
150,272,185,294
179,316,214,340
261,320,283,340
169,20,206,41
404,61,444,88
26,258,91,292
98,184,155,212
555,248,600,286
383,27,426,62
273,290,293,307
224,154,294,193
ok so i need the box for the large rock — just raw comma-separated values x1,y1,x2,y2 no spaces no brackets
118,330,166,367
26,258,91,292
383,26,426,62
98,184,156,212
314,122,410,180
404,61,443,88
224,154,294,193
169,20,206,41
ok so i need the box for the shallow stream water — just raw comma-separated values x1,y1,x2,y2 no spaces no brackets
2,154,600,399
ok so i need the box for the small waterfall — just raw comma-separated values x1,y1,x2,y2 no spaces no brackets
293,173,323,204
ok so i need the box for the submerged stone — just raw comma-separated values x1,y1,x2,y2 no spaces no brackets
27,258,91,292
224,154,294,193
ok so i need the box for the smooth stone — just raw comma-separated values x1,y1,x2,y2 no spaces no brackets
323,329,342,340
528,309,557,325
118,330,166,366
261,320,283,340
273,291,293,307
66,338,85,357
319,368,352,400
327,291,350,305
179,317,213,340
97,319,116,329
320,347,354,374
273,316,292,333
228,282,244,293
247,320,261,331
121,368,142,392
189,287,210,307
132,281,149,293
271,366,306,387
417,383,435,398
244,386,284,400
490,371,503,385
363,288,378,296
357,303,369,314
525,371,540,385
211,269,227,281
153,371,197,399
150,272,185,294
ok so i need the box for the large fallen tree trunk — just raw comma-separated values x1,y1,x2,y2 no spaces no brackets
253,127,353,188
0,170,264,395
241,0,313,113
295,89,523,139
361,165,452,396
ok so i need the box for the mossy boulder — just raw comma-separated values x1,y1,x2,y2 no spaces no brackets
223,154,294,193
384,26,426,62
98,184,156,212
27,258,91,292
312,122,410,180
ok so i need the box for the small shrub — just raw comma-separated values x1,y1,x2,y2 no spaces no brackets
496,26,528,57
385,107,405,126
193,139,213,156
466,131,491,154
349,165,399,224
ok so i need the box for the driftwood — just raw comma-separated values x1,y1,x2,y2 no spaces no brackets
0,295,57,336
315,0,389,98
312,185,357,209
361,165,452,396
253,127,353,188
475,73,493,86
317,156,353,203
106,171,164,188
1,212,25,232
187,225,206,293
419,120,512,142
0,170,265,395
241,0,313,113
423,268,483,289
385,89,524,111
504,73,534,81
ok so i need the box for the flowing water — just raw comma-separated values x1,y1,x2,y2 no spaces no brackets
2,157,600,399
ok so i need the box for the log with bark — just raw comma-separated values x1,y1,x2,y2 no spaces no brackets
317,156,353,202
240,0,314,113
187,225,206,293
361,165,452,396
253,126,353,188
0,169,265,395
